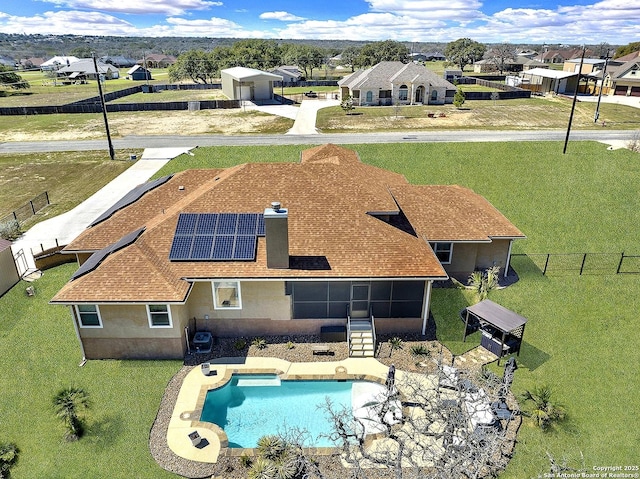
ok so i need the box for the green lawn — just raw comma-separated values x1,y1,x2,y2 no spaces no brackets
2,141,639,477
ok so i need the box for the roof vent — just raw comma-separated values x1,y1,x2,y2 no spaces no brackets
271,201,281,212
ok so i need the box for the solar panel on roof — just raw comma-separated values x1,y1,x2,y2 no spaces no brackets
190,235,215,259
175,213,198,235
233,235,257,260
237,213,258,235
72,227,145,280
89,175,173,227
212,235,234,260
257,214,265,236
216,213,238,235
169,235,193,260
195,214,218,235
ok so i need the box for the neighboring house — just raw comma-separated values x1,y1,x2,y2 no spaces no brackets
423,51,446,61
519,68,578,94
535,48,594,64
20,57,45,69
221,67,282,101
101,55,137,68
269,65,304,82
338,61,456,106
563,58,611,74
140,54,176,68
41,56,80,71
57,59,120,80
127,65,152,81
603,59,640,97
409,53,428,62
51,144,525,360
473,57,546,73
443,69,463,82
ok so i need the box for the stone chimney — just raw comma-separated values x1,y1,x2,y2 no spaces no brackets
264,201,289,268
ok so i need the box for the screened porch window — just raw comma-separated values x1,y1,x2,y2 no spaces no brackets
75,304,102,328
430,242,453,264
213,281,242,309
147,304,172,328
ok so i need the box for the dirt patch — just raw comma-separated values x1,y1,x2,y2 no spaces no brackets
0,110,289,142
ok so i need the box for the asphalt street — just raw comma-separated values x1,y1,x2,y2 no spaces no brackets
0,129,636,153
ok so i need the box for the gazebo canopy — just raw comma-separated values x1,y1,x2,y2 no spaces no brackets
466,299,527,333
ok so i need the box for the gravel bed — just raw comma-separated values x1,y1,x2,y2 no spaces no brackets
149,330,517,479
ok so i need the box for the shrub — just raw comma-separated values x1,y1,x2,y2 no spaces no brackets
240,453,253,468
453,87,466,108
234,339,247,350
286,341,295,350
252,337,267,350
410,344,430,357
520,385,566,431
0,442,19,478
53,387,90,441
388,337,403,357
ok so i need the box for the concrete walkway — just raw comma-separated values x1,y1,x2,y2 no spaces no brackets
11,147,193,272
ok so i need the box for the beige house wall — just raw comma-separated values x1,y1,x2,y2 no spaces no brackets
442,240,511,279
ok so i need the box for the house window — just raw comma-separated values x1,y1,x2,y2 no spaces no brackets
399,85,408,101
379,90,391,98
431,90,438,101
213,281,242,309
147,304,172,328
75,304,102,328
366,91,373,102
430,242,453,264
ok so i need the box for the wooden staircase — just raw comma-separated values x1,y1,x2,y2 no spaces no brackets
348,319,375,357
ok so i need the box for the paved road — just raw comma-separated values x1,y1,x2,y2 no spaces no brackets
0,129,636,153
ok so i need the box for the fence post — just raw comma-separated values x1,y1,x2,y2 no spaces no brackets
45,191,50,205
617,252,624,274
30,200,36,215
579,253,587,275
543,254,550,275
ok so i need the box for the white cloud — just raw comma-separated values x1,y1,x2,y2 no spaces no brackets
0,10,138,35
367,0,486,21
39,0,222,15
259,11,306,21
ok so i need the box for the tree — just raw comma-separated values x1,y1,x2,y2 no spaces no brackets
0,66,29,95
485,43,515,74
520,385,566,431
283,44,326,79
356,40,410,68
69,46,93,58
340,45,361,72
168,50,216,84
340,95,354,114
453,87,465,109
229,39,282,70
444,38,486,70
613,41,640,59
53,387,90,441
319,358,517,479
0,442,19,479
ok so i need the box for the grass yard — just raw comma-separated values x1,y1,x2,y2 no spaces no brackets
317,97,640,131
0,264,181,479
1,141,638,477
0,151,138,221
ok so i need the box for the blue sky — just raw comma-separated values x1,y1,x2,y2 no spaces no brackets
0,0,638,44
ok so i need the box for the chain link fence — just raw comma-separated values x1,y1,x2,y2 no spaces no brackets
0,192,50,239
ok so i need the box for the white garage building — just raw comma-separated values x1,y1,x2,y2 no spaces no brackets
221,67,282,101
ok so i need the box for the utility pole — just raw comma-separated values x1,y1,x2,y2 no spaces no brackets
594,50,610,123
563,45,586,155
92,53,115,161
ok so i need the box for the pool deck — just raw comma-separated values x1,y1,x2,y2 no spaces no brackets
167,356,417,463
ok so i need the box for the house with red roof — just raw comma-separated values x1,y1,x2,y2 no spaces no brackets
51,145,525,360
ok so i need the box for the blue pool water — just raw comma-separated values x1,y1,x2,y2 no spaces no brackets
200,374,356,448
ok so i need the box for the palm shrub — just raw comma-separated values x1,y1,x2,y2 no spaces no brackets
252,337,267,350
520,385,566,431
0,442,19,479
452,265,500,303
257,435,286,461
53,387,90,441
252,435,301,479
388,337,403,357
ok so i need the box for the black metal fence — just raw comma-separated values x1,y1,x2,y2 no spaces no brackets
0,192,50,236
512,252,640,275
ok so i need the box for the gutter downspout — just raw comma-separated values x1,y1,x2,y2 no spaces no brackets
70,306,87,366
421,280,433,335
505,239,514,278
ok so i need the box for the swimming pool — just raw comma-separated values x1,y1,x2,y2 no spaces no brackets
200,374,366,448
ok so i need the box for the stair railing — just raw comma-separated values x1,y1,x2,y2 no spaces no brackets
370,308,377,357
346,305,352,355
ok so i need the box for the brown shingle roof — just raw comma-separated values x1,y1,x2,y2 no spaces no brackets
52,145,523,304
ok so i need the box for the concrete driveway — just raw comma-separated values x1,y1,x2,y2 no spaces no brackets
246,98,340,135
11,147,193,273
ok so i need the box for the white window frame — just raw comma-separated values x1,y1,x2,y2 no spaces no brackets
398,85,408,101
430,242,453,264
146,304,173,328
75,304,103,328
212,281,242,310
